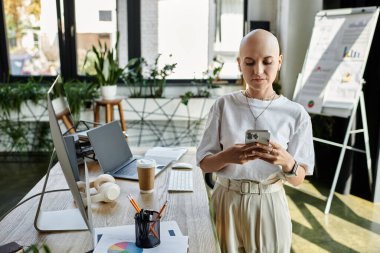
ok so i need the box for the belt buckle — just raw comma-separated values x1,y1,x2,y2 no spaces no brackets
240,180,251,194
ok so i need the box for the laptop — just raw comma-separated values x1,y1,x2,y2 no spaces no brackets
86,121,171,180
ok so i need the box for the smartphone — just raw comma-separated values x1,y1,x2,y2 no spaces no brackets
245,130,271,145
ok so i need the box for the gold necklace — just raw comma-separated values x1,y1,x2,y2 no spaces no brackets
244,90,276,100
244,91,276,129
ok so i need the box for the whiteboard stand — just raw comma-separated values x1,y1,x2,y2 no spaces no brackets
292,6,379,214
320,91,372,214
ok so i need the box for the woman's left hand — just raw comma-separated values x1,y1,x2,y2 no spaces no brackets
247,141,307,186
246,141,294,172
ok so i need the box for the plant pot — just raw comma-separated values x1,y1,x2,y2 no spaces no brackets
101,85,117,100
52,96,69,114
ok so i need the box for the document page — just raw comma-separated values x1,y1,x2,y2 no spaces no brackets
93,221,188,253
144,147,188,163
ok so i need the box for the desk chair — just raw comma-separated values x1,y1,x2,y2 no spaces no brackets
94,98,127,132
204,173,216,198
56,109,100,160
56,108,75,134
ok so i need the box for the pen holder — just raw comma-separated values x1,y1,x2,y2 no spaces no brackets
134,209,161,248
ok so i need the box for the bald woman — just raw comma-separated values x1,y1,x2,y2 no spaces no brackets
196,29,314,252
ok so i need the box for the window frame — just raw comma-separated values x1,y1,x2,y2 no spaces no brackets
0,0,245,84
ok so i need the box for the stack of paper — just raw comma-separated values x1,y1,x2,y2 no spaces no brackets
144,147,187,164
93,221,188,253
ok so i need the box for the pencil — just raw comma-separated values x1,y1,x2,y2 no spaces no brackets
149,200,169,238
128,195,160,239
157,200,168,218
128,195,141,212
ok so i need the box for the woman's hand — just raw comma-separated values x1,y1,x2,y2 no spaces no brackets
199,143,261,172
247,141,307,186
222,143,261,164
247,141,294,171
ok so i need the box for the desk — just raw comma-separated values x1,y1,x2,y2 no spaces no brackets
0,147,219,253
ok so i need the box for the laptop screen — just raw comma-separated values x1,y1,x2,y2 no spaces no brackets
86,121,133,173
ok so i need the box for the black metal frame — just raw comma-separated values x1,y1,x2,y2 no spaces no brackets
127,0,141,59
0,0,8,82
60,0,77,80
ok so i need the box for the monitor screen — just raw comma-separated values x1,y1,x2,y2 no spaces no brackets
49,77,76,135
46,76,91,230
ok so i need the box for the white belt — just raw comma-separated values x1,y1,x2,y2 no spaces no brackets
216,177,283,195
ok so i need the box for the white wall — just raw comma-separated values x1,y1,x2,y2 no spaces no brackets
278,0,322,98
141,0,159,65
117,0,128,67
247,0,322,99
75,0,116,33
248,0,278,35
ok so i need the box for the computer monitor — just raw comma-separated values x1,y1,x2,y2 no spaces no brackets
48,78,76,135
34,76,93,232
48,76,94,138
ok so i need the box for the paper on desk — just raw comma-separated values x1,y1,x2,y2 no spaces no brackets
93,233,188,253
93,221,187,253
94,221,183,246
144,147,187,162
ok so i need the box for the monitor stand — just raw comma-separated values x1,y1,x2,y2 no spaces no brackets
34,149,88,232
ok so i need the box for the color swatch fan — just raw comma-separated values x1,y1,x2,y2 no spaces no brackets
108,241,142,253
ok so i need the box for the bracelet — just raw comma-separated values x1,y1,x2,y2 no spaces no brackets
284,160,299,177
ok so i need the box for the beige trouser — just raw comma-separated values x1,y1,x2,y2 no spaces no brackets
211,177,292,253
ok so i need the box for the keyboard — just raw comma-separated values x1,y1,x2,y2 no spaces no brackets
168,170,193,192
114,159,138,176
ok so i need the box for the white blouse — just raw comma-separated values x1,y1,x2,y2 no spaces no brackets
196,91,315,182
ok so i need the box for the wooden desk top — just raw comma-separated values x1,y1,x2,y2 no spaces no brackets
0,147,219,253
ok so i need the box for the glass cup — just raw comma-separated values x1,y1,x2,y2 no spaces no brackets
137,159,156,193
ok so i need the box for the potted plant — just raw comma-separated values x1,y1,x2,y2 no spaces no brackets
0,78,50,152
122,57,147,98
183,57,226,100
204,57,225,97
63,79,99,120
146,54,177,98
83,32,125,100
123,54,177,98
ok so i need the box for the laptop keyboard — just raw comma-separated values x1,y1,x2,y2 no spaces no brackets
114,159,138,176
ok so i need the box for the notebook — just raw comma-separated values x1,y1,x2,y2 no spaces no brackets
86,121,171,180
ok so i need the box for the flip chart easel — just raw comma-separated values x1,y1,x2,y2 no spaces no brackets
320,90,371,214
293,7,379,214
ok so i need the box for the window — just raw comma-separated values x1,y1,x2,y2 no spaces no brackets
3,0,60,76
0,0,243,81
214,0,244,79
141,0,243,80
75,0,117,75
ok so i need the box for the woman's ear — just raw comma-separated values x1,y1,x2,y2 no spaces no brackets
237,57,242,72
278,55,283,71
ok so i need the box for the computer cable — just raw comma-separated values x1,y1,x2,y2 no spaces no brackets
0,188,69,222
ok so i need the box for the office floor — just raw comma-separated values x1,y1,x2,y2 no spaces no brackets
287,179,380,253
0,154,49,218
